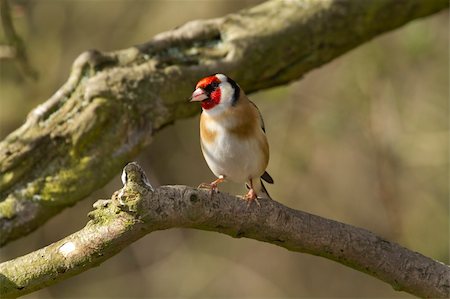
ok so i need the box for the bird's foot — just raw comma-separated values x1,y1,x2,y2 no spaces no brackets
197,182,217,191
243,188,260,208
197,177,225,199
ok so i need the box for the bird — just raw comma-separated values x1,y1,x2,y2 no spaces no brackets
189,73,273,205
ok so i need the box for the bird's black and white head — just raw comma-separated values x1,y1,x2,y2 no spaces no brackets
189,74,241,115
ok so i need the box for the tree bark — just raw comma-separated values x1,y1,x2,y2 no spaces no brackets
0,162,448,298
0,0,448,246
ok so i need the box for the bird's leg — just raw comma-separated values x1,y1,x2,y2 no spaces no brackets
244,179,260,207
198,175,225,198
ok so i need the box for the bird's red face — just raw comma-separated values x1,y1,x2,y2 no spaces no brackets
190,75,222,110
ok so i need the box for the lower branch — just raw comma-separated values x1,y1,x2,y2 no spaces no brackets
0,163,448,298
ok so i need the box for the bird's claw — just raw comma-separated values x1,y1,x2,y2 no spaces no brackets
197,182,219,199
197,182,219,192
245,198,261,208
197,182,213,190
197,177,225,199
243,189,260,208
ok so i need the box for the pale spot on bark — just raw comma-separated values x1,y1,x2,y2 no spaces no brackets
59,242,77,257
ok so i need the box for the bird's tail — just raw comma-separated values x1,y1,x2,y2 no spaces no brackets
259,179,272,200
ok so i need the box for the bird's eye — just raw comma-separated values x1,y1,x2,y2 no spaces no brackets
204,82,219,93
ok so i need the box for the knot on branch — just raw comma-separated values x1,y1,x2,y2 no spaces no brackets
89,162,153,221
121,162,154,192
115,162,154,213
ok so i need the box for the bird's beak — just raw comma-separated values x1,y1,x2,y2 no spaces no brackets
189,88,208,102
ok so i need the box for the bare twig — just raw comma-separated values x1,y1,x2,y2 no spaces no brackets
0,0,37,79
0,162,448,298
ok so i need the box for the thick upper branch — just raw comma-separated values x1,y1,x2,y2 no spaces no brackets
0,163,448,298
0,0,448,246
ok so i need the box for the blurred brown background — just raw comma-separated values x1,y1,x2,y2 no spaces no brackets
0,1,448,298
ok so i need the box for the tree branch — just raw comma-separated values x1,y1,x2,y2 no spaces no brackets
0,0,448,246
0,162,448,298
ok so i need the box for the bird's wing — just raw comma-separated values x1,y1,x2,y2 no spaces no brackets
248,100,274,184
249,100,266,133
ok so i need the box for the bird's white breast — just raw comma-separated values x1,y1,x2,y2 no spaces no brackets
201,117,267,183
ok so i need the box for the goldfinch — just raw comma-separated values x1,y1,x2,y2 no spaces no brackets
189,73,273,205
